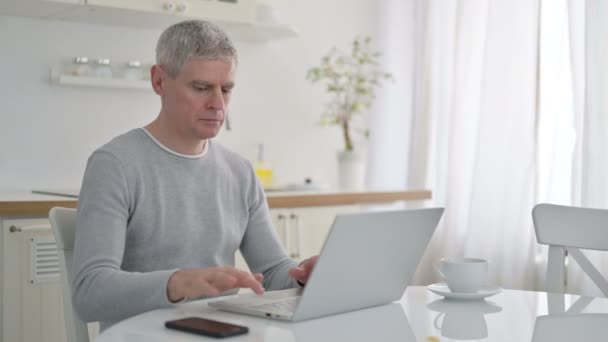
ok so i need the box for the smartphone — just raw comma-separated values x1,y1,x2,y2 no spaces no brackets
165,317,249,338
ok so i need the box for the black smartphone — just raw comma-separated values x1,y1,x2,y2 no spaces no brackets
165,317,249,338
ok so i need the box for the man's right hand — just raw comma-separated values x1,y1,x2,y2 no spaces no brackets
166,266,264,303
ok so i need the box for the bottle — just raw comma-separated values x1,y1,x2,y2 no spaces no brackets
71,57,90,76
93,58,112,78
253,144,274,189
124,60,143,80
141,62,153,81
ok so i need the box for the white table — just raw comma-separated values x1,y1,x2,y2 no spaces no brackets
96,286,608,342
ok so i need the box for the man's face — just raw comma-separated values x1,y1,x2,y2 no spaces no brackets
154,57,235,140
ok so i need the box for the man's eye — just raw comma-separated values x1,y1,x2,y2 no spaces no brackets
194,86,208,92
222,88,232,94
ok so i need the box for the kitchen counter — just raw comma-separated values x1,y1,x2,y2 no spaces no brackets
0,191,80,217
266,189,431,208
0,189,432,217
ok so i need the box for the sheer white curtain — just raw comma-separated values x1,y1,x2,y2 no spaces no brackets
369,0,541,289
531,0,577,292
566,0,608,297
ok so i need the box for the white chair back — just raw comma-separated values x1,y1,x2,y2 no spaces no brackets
49,207,89,342
532,203,608,296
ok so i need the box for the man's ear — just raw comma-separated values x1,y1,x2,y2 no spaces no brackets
151,64,167,95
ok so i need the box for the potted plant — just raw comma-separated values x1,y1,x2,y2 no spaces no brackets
306,36,393,190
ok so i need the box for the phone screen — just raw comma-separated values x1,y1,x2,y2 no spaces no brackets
165,317,248,338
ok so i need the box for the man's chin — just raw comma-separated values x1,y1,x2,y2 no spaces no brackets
194,128,220,140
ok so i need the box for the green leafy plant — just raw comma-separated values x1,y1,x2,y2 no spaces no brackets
306,36,393,151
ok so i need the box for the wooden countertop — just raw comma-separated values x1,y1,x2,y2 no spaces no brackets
0,190,431,218
266,190,431,208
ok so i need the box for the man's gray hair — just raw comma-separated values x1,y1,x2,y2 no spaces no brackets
156,20,237,77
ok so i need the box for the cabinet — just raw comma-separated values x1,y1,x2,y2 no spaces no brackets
86,0,255,24
0,0,81,18
272,206,361,263
234,205,360,271
48,0,82,3
0,0,254,23
0,0,298,42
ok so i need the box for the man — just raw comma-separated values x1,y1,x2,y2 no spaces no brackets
72,20,318,330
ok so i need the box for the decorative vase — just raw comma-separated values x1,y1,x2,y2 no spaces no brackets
336,150,365,191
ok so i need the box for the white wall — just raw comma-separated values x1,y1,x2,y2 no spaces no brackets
0,0,381,190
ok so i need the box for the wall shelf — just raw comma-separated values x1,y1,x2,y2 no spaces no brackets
58,74,150,90
50,69,151,90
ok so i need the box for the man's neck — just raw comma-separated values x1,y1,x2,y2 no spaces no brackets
144,119,206,156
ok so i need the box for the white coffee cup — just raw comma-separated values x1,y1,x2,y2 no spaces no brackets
437,257,488,293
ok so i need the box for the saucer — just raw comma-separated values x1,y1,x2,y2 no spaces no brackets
427,283,502,300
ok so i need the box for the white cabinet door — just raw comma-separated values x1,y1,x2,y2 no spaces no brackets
45,0,83,4
269,206,361,263
86,0,179,15
173,0,255,23
86,0,255,23
233,205,362,276
290,206,361,262
0,0,80,18
270,209,289,256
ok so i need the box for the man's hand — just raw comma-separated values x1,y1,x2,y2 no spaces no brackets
166,266,264,303
288,255,319,285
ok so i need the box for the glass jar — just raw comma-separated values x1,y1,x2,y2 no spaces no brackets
71,57,90,76
124,60,143,80
93,58,113,78
141,63,153,81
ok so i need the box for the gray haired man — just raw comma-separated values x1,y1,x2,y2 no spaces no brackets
72,20,318,330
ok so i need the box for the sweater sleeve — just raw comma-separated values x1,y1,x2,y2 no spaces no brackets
71,151,176,325
239,165,299,290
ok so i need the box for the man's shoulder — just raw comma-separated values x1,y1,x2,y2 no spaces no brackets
92,128,147,161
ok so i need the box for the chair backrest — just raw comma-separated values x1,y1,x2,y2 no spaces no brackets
49,207,89,342
532,203,608,296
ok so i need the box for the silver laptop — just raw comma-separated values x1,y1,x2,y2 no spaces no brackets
209,208,444,322
531,314,608,342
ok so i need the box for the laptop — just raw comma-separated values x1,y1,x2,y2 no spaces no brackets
209,207,444,322
531,314,608,342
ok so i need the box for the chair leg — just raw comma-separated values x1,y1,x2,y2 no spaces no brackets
546,246,566,293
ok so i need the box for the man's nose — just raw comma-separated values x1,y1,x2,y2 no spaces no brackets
208,88,225,110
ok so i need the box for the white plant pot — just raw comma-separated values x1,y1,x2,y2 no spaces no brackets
337,150,365,191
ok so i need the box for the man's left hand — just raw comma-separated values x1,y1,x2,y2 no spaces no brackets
288,255,319,285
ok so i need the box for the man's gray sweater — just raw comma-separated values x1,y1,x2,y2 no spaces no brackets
72,128,297,330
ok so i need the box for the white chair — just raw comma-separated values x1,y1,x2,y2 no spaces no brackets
49,207,90,342
532,203,608,296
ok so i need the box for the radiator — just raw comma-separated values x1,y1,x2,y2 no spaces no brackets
2,220,98,342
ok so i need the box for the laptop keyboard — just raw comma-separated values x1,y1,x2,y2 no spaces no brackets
249,297,299,313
